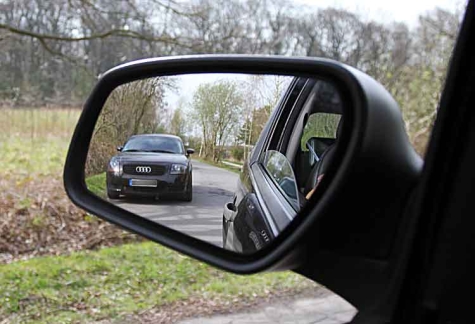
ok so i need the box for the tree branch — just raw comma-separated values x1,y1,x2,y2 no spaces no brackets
0,23,191,47
36,37,93,76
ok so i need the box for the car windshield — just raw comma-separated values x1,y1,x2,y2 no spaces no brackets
122,136,184,154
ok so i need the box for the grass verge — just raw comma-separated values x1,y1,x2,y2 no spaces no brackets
0,242,315,323
0,136,70,177
223,159,244,167
192,157,242,174
86,172,107,198
0,109,142,261
0,108,80,178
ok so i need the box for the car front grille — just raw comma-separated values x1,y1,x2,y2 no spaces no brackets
123,164,167,176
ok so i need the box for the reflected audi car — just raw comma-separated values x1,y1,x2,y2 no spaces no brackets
106,134,194,201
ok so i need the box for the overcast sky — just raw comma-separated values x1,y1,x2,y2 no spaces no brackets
295,0,464,25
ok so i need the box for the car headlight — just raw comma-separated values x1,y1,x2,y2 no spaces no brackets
170,164,186,174
108,159,121,175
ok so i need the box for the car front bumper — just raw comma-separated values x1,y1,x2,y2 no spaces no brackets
107,172,189,197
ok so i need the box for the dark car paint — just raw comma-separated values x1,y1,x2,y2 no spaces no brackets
107,143,192,199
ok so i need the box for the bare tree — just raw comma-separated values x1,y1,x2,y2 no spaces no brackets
192,80,243,162
86,78,166,175
0,0,195,106
170,106,187,138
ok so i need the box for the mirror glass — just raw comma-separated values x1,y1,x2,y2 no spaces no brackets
85,73,344,254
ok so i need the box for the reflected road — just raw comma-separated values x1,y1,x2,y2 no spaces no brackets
111,160,239,247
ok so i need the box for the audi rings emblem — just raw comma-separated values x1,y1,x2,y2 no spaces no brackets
136,166,152,173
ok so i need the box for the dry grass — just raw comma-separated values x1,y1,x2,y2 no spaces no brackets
0,108,142,263
0,242,316,323
0,108,81,176
0,108,80,139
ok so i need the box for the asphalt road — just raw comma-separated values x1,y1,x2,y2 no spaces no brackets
112,160,239,247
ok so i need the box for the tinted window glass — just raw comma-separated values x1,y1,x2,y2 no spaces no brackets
264,150,299,209
123,136,184,154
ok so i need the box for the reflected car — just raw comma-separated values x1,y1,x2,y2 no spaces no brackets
106,134,194,201
223,77,343,253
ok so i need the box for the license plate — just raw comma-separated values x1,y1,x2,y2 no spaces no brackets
129,179,158,187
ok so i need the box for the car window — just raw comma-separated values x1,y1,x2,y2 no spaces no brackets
123,137,184,154
300,113,341,167
301,113,341,150
263,150,300,210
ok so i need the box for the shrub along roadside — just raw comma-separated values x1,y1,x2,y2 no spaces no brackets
0,242,316,323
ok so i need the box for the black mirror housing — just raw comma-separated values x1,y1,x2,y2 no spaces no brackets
186,148,195,155
117,146,123,152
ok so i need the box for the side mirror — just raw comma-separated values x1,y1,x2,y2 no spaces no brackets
116,146,123,152
186,148,195,155
64,55,421,279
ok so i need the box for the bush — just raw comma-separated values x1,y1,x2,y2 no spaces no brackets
231,146,244,161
